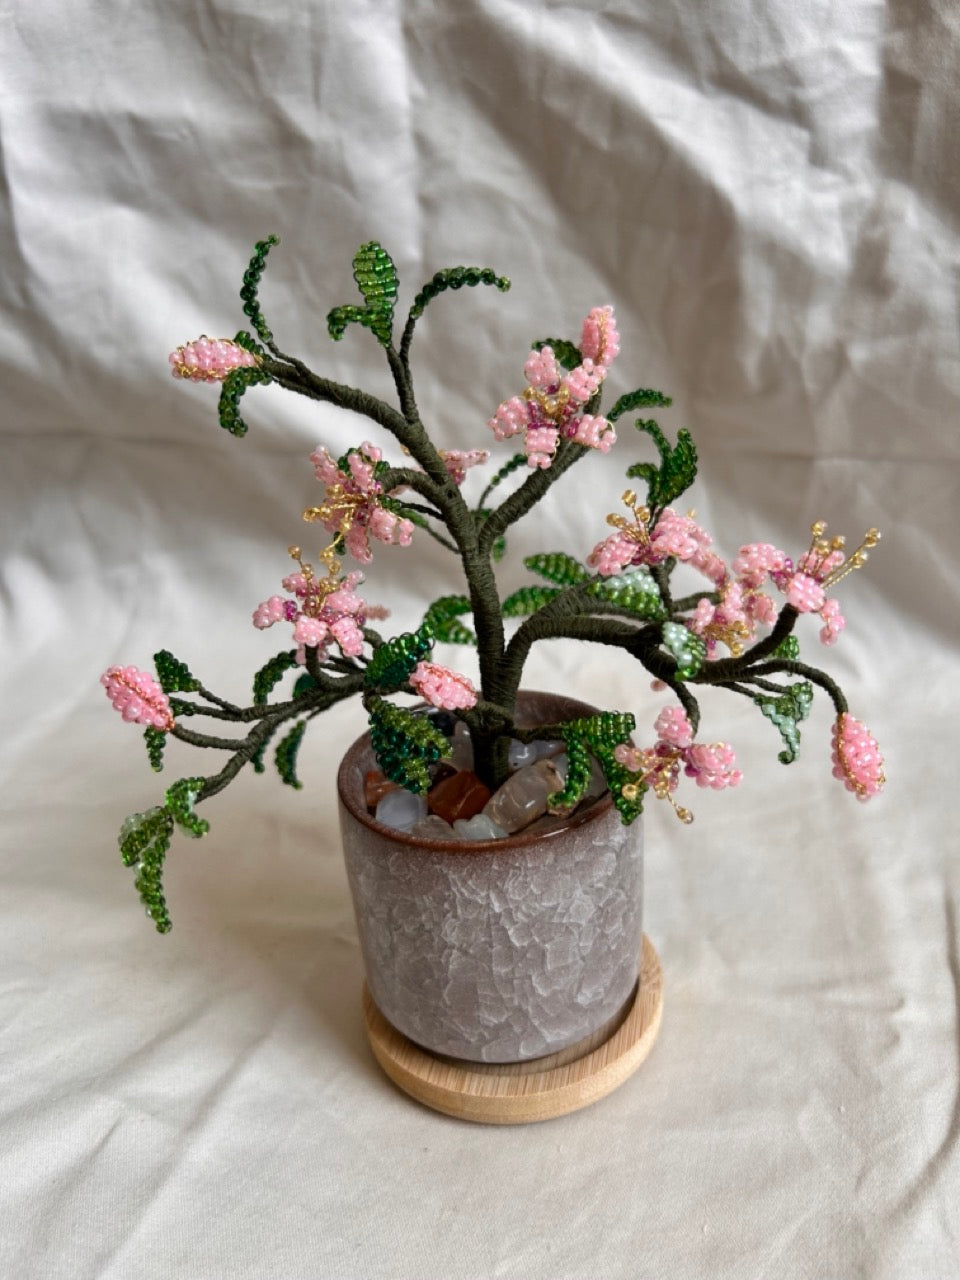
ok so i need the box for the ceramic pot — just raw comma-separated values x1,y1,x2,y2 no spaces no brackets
337,691,644,1064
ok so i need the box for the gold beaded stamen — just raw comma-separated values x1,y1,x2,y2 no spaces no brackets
801,521,881,590
287,544,344,617
302,484,367,539
604,490,653,553
621,750,694,824
524,382,572,423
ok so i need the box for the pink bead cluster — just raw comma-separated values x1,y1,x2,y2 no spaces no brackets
735,541,847,646
101,665,175,731
168,337,259,382
408,661,478,711
488,306,620,468
308,443,414,565
253,568,387,666
614,706,743,810
831,714,885,801
440,449,490,485
588,507,725,583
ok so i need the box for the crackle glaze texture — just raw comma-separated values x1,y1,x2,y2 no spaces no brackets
338,693,644,1064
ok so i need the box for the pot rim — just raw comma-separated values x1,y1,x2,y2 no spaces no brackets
337,690,618,854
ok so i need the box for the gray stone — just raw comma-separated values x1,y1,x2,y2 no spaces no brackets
375,789,427,831
452,814,509,841
483,758,564,834
409,814,457,840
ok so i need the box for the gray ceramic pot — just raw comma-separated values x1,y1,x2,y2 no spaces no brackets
337,692,644,1064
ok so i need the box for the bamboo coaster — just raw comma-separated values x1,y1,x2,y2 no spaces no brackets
363,934,663,1125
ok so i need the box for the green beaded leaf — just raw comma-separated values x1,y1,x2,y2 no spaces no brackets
607,388,673,423
164,777,209,839
144,727,166,773
754,681,814,764
408,266,510,320
773,634,800,661
532,338,582,371
218,365,272,438
626,420,698,511
422,595,476,645
524,552,589,587
293,672,320,697
327,241,399,347
363,627,434,693
238,235,280,347
119,806,176,934
275,720,308,790
153,650,200,694
662,621,706,679
501,585,562,617
253,651,299,705
366,696,451,795
551,712,642,824
587,568,666,620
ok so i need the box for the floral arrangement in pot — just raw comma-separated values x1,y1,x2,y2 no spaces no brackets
103,238,884,1115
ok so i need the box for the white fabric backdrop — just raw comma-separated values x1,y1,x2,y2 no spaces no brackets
2,2,958,1277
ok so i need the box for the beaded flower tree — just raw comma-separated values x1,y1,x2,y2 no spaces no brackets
104,238,884,932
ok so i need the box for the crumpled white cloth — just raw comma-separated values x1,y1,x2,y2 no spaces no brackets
1,2,958,1277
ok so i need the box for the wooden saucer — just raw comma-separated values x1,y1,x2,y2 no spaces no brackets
363,934,663,1124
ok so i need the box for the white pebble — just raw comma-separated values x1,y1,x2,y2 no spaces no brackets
376,789,427,831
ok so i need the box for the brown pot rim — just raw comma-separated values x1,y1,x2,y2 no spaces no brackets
337,690,618,854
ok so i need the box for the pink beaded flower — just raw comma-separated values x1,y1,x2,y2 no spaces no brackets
588,496,725,584
253,550,387,666
487,306,620,469
440,449,490,485
168,336,260,382
614,706,742,822
101,666,175,731
831,714,885,800
409,661,478,711
304,442,414,565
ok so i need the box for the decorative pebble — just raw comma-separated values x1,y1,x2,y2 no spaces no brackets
409,814,457,840
507,739,538,770
452,814,509,841
483,758,564,834
450,720,474,771
376,789,428,832
364,769,400,810
428,769,491,824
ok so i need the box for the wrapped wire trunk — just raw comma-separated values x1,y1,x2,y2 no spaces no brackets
338,692,644,1064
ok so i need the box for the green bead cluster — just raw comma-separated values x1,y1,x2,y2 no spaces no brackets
153,649,200,694
588,567,665,619
754,681,813,764
626,421,697,511
531,337,582,372
773,634,800,661
218,365,272,437
363,627,434,692
328,242,399,347
275,720,307,789
239,235,280,346
524,551,589,587
119,807,175,934
232,329,266,357
606,387,673,424
408,266,510,322
144,726,166,773
546,734,593,812
252,650,298,704
501,585,562,618
421,595,475,645
662,621,706,678
367,696,450,794
165,778,209,838
553,712,644,824
167,698,199,717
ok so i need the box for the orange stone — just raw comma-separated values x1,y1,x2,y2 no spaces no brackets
428,770,492,824
364,770,401,811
